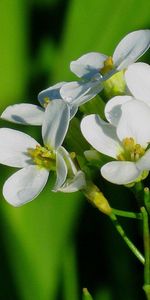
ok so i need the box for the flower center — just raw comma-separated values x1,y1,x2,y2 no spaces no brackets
117,138,145,162
101,56,114,75
28,145,56,170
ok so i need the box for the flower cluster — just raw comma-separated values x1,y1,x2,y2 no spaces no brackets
1,29,150,207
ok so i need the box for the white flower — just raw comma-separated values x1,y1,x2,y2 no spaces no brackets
60,30,150,106
81,99,150,185
0,100,85,206
1,82,77,126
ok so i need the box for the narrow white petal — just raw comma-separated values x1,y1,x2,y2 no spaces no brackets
60,81,93,102
117,100,150,147
58,171,86,193
1,103,44,125
0,128,38,168
70,52,107,79
136,149,150,171
105,96,133,126
42,100,70,150
58,146,77,176
3,165,49,206
101,161,140,184
81,115,121,158
70,105,78,119
53,151,68,191
113,30,150,70
60,80,103,107
125,62,150,106
38,82,66,106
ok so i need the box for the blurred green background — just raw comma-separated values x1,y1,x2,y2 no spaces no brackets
0,0,150,299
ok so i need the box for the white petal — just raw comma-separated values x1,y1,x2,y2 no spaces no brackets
81,115,121,158
58,146,77,176
1,103,44,125
42,100,70,150
113,30,150,70
0,128,38,168
58,171,86,193
70,52,107,79
3,165,49,206
60,80,103,106
38,82,66,106
101,161,140,185
125,62,150,106
52,151,67,191
117,100,150,147
70,105,78,119
105,96,133,126
136,149,150,171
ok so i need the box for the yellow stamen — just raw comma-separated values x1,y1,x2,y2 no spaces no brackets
117,137,145,162
28,145,56,170
43,97,51,108
101,56,114,75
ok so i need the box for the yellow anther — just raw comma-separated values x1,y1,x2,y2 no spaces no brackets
28,145,56,170
117,137,145,162
43,97,51,108
101,56,114,75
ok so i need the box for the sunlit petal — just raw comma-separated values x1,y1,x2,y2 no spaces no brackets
101,161,140,184
81,114,121,158
3,165,49,206
60,80,103,106
70,52,107,79
105,95,133,126
1,103,44,125
137,149,150,171
0,128,38,167
113,30,150,70
42,100,70,150
117,100,150,147
58,171,86,192
125,62,150,106
58,146,77,176
52,151,67,191
38,82,66,106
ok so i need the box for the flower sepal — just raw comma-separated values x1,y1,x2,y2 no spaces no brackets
103,70,126,99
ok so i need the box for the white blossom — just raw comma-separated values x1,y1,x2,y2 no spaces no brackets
81,99,150,185
0,100,85,206
60,30,150,106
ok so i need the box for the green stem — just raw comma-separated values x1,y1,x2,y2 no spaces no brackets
109,213,145,265
112,208,142,220
131,182,144,206
141,207,150,300
144,188,150,217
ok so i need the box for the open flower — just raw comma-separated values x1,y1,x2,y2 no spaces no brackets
81,99,150,185
60,30,150,106
0,100,85,206
1,82,77,126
